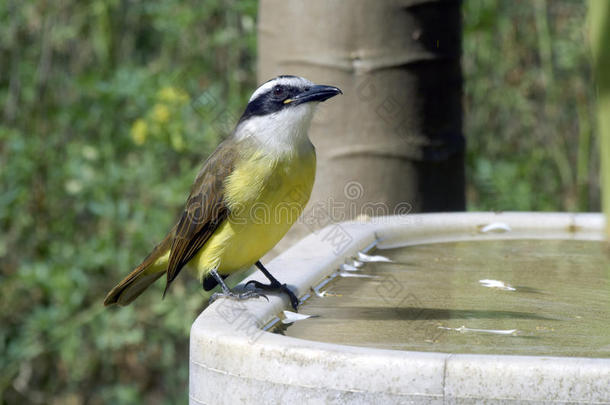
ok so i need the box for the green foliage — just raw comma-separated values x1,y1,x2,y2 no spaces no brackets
0,0,597,403
589,0,610,237
0,0,257,403
463,0,597,211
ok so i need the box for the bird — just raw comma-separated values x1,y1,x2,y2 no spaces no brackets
104,75,342,310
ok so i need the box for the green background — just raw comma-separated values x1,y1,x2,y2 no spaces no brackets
0,0,597,403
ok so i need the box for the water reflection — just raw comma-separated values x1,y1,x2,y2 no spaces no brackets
276,239,610,357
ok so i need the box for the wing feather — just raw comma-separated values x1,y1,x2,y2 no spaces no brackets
163,139,238,295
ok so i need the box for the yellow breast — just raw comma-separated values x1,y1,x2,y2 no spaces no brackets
191,145,316,277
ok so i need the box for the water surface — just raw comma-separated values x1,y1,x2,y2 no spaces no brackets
276,239,610,357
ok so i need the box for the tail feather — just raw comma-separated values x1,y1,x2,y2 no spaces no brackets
104,269,165,306
104,226,176,306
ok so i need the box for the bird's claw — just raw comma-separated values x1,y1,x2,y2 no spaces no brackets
245,280,299,311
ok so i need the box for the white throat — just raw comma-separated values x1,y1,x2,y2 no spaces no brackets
234,103,317,155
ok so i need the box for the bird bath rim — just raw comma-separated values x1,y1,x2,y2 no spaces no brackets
189,212,609,404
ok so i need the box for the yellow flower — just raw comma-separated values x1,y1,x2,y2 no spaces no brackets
158,86,188,104
152,103,170,124
170,132,185,151
65,179,83,195
130,119,148,145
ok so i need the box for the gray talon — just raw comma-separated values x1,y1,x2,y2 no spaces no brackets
210,291,269,304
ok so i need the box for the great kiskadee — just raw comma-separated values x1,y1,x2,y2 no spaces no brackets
104,76,342,310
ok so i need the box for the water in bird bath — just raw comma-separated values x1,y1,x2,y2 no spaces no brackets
275,239,610,358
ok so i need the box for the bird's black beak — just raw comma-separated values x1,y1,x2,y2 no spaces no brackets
285,84,342,106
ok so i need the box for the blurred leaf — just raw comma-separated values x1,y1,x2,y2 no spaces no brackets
0,0,257,403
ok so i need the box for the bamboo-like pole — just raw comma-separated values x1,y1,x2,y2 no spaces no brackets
589,0,610,238
258,0,465,254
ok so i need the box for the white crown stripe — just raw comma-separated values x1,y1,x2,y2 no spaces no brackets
249,76,314,102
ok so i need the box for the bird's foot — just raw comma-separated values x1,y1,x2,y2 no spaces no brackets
245,280,299,311
209,289,269,306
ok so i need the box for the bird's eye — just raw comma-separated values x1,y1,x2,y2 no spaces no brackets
272,85,284,97
304,86,311,92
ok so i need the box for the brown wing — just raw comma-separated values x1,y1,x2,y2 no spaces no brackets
163,138,238,295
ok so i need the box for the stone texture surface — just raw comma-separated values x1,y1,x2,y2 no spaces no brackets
190,213,610,404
